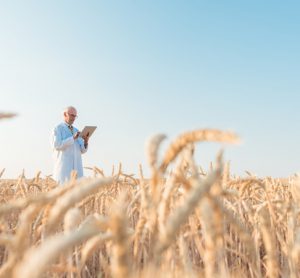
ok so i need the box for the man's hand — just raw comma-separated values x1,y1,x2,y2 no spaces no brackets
73,131,80,140
82,132,90,148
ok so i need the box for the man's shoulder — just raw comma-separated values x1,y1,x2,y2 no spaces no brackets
53,123,67,130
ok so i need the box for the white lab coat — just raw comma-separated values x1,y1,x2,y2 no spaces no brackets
51,122,88,184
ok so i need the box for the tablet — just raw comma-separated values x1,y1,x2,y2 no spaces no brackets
80,126,97,138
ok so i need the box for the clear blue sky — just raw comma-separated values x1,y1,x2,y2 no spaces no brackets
0,1,299,178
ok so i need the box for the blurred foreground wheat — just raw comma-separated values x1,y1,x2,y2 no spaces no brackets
0,128,299,277
0,113,17,120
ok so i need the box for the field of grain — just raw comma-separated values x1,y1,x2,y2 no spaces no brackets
0,119,299,277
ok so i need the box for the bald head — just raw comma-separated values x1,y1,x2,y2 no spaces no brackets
63,106,78,125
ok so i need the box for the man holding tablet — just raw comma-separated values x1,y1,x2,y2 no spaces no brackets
51,106,93,185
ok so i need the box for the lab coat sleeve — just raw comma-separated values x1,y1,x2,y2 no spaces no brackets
52,127,74,151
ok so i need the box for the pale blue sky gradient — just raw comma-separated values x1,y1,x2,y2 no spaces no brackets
1,1,299,178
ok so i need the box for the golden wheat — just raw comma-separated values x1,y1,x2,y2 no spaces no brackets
0,128,299,277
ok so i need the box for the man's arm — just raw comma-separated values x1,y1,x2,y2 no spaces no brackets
51,127,74,151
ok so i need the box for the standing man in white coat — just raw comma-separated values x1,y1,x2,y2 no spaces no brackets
51,106,89,184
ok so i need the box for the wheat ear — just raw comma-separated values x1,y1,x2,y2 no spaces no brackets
159,129,239,173
46,177,112,232
13,215,107,278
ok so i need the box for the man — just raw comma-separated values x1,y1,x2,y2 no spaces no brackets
51,106,89,184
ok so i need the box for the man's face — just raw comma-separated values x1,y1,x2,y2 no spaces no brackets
64,109,77,125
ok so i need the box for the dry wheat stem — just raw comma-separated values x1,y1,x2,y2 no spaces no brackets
79,232,112,270
110,193,131,278
0,169,5,178
146,134,167,171
157,156,223,255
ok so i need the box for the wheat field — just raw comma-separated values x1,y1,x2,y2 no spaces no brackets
0,114,299,277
